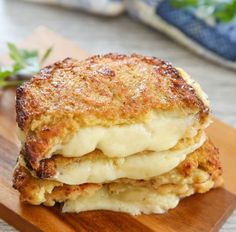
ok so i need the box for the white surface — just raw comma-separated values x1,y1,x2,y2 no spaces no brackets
0,0,235,231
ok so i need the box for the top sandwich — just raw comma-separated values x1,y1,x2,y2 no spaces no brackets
16,54,210,170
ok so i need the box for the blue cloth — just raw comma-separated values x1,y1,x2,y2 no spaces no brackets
156,0,236,61
24,0,236,69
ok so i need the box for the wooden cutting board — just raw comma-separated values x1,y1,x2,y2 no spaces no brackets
0,27,236,232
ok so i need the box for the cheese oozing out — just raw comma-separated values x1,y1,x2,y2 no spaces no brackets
49,111,207,159
63,185,180,215
18,68,209,162
50,68,209,159
53,132,206,185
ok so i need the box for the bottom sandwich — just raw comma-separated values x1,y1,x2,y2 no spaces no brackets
13,139,222,215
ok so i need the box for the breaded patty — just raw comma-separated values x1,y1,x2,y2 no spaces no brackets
16,54,209,131
13,139,222,208
16,54,210,170
19,130,206,185
13,164,101,206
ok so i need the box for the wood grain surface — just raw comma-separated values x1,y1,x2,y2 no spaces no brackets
0,135,235,232
0,27,236,232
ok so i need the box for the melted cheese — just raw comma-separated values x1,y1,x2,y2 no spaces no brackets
52,111,204,158
54,133,206,185
63,186,180,215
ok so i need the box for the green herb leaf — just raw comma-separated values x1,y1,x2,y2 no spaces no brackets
40,46,53,65
0,43,53,88
12,63,23,73
214,0,236,22
0,68,12,79
171,0,236,23
7,42,25,68
171,0,198,8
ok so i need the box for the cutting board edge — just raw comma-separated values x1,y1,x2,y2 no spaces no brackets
0,203,42,232
212,190,236,231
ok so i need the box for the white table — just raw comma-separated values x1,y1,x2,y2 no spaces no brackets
0,0,235,231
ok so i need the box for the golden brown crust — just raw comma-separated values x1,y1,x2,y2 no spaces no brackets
13,164,101,205
178,139,222,180
13,164,61,205
16,54,209,169
16,54,208,130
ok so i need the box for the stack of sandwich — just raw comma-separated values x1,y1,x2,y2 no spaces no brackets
13,54,223,215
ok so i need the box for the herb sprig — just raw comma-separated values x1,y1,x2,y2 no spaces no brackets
171,0,236,22
0,43,52,88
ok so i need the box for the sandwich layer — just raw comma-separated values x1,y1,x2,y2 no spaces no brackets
22,131,206,185
63,185,180,215
16,54,210,169
13,139,222,215
47,112,198,158
18,110,209,168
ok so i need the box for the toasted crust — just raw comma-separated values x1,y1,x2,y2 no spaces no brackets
13,139,222,206
13,164,101,205
17,54,208,130
16,54,209,169
178,139,222,180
